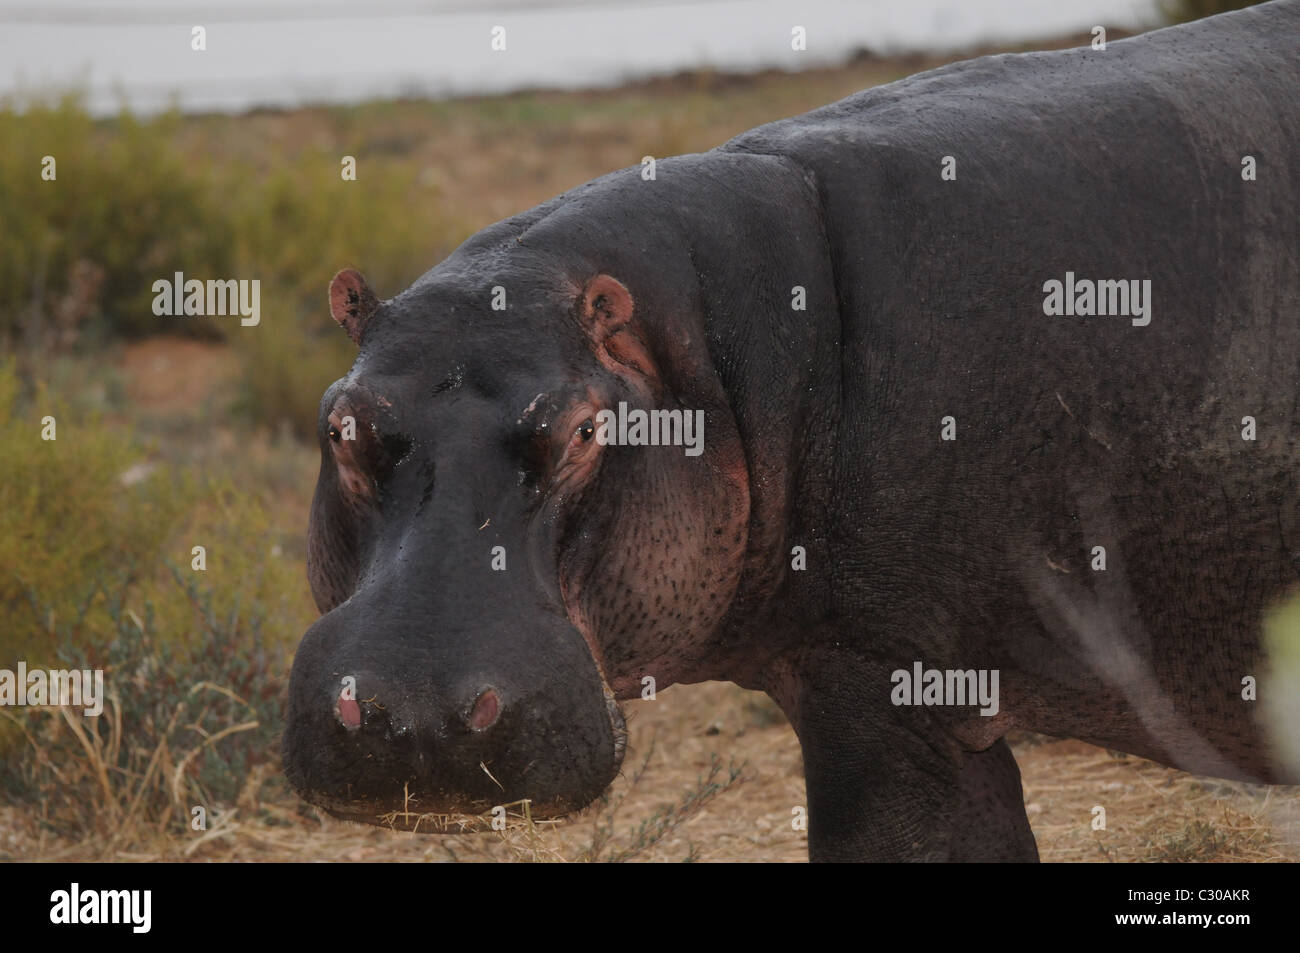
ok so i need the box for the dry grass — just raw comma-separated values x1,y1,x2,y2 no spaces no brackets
1,682,265,861
1014,734,1299,863
6,679,1296,863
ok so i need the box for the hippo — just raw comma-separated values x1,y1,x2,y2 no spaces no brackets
284,0,1300,861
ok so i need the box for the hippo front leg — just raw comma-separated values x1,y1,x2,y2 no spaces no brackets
769,650,1038,862
949,738,1039,862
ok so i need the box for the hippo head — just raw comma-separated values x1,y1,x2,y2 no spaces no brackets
283,256,751,830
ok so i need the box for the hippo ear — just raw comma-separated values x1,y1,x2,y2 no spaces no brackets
577,274,658,389
329,269,379,346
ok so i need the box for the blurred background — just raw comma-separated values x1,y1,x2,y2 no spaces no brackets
4,0,1171,116
2,0,1291,863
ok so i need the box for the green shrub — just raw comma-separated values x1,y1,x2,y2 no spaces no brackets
0,96,235,343
0,357,314,817
0,356,314,666
0,357,191,667
1,97,468,438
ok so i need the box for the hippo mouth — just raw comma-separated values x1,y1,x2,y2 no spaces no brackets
301,693,628,834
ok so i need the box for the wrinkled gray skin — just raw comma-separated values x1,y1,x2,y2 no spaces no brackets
285,2,1300,860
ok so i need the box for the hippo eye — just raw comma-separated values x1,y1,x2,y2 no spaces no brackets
576,419,595,442
328,425,341,443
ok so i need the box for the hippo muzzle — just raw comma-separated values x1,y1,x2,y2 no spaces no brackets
283,588,627,830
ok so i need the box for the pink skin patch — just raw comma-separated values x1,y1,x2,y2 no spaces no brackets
468,689,500,731
337,693,361,730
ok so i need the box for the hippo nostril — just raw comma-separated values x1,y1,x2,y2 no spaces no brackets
337,691,361,731
467,688,500,731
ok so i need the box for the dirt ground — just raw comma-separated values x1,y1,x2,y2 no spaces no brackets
295,679,1300,863
8,674,1295,863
